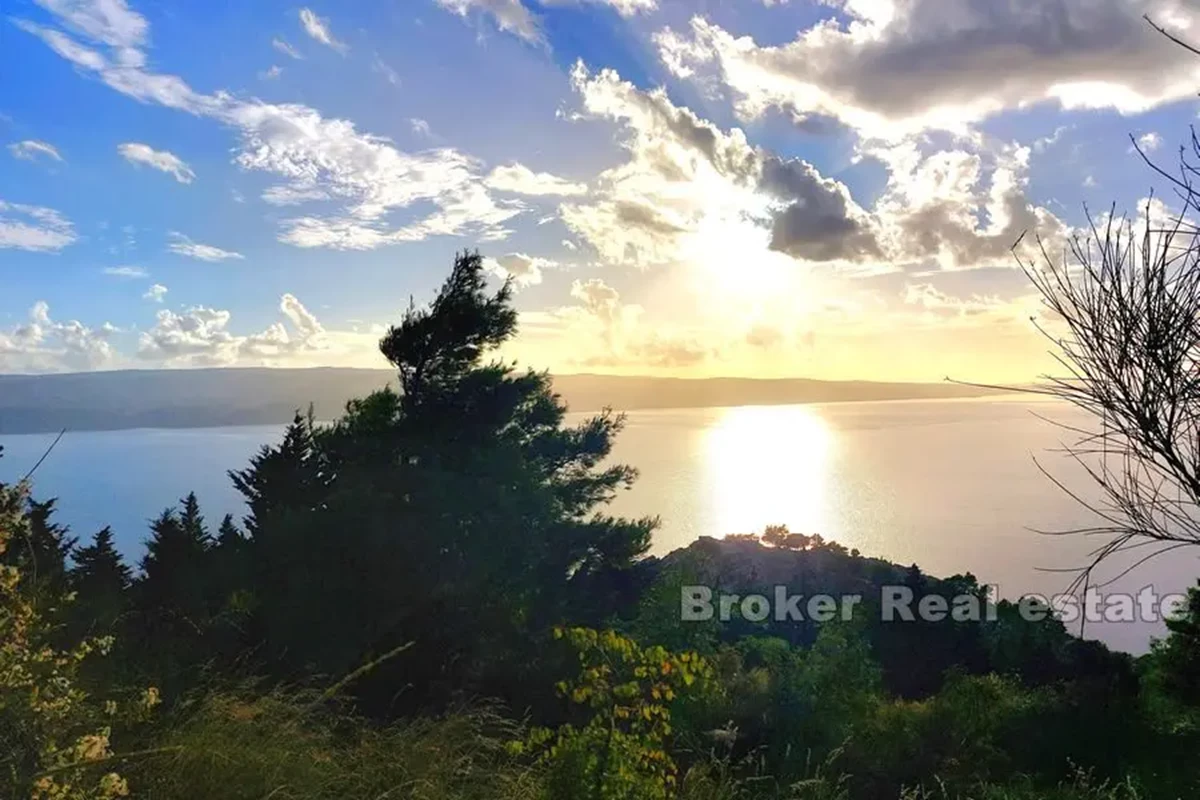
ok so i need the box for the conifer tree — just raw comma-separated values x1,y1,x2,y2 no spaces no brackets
216,514,242,548
69,526,131,635
0,496,76,600
231,251,655,710
132,499,217,693
139,504,211,607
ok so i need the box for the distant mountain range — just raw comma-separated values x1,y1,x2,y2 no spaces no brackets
0,368,1008,434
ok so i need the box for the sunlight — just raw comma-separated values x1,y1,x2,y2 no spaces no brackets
703,405,835,539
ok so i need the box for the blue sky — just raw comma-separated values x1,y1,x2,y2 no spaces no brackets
3,0,1200,382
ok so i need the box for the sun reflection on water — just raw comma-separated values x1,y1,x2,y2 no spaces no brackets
703,405,835,540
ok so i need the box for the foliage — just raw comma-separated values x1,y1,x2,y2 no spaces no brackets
123,693,541,800
224,252,655,712
525,627,713,800
0,476,152,800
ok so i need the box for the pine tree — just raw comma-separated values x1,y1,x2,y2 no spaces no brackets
230,408,323,538
179,492,207,542
138,502,211,611
68,526,131,635
131,500,217,697
216,514,242,548
0,495,77,601
232,252,655,711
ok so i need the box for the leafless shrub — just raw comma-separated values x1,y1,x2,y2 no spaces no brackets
1014,127,1200,597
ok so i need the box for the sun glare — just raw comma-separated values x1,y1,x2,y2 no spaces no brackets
703,404,835,540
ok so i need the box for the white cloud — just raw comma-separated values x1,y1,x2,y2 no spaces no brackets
435,0,544,44
657,1,1200,138
272,36,302,59
411,118,432,137
167,232,244,262
373,55,400,86
33,0,146,51
298,8,346,53
486,163,588,196
17,2,519,250
280,293,324,339
117,142,195,183
103,265,147,278
261,185,330,206
259,64,283,80
0,199,76,252
484,252,555,287
1138,131,1164,152
864,137,1067,271
1033,125,1072,154
434,0,656,45
0,300,115,372
8,140,63,162
137,293,331,367
143,283,168,302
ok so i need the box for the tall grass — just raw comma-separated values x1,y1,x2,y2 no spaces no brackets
122,691,543,800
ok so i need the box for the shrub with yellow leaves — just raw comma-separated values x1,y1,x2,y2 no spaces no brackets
518,627,714,800
0,478,139,799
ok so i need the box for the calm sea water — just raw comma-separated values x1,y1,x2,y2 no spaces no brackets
2,397,1196,654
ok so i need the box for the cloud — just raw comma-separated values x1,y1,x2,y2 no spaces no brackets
1,290,373,373
103,265,147,278
18,1,519,250
373,55,400,86
280,293,324,339
657,1,1200,137
411,118,432,137
434,0,657,45
484,252,555,287
298,8,346,53
272,36,302,59
555,277,711,368
759,155,881,261
562,59,1065,274
563,61,880,268
137,293,330,367
486,163,588,196
903,283,1003,317
896,280,1042,330
0,199,76,252
1138,131,1163,152
434,0,544,44
0,300,116,372
167,232,244,262
865,138,1067,271
117,142,195,183
8,139,63,162
259,64,283,80
1033,125,1072,154
261,185,330,206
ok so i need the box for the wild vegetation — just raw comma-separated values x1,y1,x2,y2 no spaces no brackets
3,249,1200,799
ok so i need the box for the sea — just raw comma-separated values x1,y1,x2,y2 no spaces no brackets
2,395,1195,654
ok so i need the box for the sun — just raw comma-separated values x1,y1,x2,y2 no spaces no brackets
703,404,835,539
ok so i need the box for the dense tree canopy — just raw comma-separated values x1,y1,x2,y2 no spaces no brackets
227,252,655,706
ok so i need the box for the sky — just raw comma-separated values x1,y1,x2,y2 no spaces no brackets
3,0,1200,383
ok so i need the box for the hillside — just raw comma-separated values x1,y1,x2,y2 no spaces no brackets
0,368,1006,434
